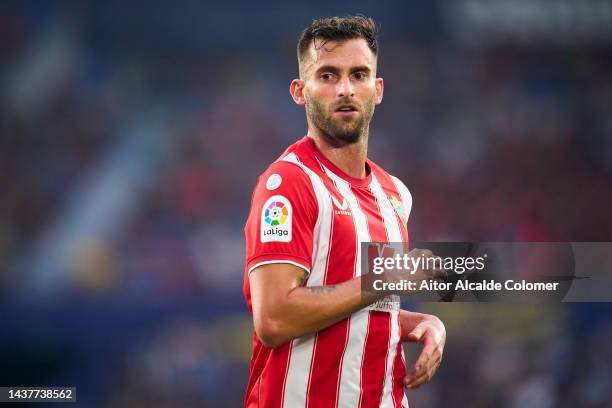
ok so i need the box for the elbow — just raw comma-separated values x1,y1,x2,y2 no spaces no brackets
255,317,290,349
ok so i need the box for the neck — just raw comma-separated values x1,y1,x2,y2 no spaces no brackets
307,126,369,179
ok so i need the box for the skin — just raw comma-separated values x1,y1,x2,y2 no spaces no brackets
250,38,446,390
291,38,383,178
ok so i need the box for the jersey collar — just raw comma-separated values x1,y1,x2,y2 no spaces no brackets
304,136,373,188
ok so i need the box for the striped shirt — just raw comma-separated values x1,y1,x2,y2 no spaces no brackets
244,136,412,408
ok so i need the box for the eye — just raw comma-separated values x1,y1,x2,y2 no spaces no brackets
320,72,335,81
353,71,367,80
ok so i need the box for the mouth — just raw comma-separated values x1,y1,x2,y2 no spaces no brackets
334,104,358,116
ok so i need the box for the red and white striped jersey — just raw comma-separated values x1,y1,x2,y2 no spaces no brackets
244,136,412,408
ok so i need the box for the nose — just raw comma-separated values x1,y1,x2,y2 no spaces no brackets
337,76,354,98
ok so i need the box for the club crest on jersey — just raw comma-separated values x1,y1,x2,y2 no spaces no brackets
390,195,408,225
261,195,292,243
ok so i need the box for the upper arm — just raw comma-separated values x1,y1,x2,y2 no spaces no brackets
249,262,307,327
244,160,319,276
243,160,318,318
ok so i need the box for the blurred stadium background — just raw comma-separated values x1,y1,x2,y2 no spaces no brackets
1,0,612,406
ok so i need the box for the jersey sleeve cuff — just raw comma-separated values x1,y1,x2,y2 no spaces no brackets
247,254,311,276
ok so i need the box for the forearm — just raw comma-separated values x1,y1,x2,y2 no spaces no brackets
252,247,448,348
261,277,382,346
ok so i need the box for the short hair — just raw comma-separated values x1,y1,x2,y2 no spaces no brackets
297,15,379,65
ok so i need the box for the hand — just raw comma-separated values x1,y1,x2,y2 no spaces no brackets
402,313,446,389
405,248,447,283
374,249,447,294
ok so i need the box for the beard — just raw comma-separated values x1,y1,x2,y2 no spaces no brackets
305,93,375,146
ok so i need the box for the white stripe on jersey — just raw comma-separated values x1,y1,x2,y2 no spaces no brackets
369,173,403,408
248,259,311,275
281,153,334,408
390,176,413,224
400,346,409,408
321,164,372,408
369,173,403,242
384,175,411,408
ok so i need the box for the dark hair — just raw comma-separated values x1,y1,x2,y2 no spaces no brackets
297,15,379,64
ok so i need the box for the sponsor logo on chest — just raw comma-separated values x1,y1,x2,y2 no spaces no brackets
331,195,351,216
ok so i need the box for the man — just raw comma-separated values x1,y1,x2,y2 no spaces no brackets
243,15,446,407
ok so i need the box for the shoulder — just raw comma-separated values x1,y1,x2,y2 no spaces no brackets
248,157,319,217
389,175,412,204
255,159,313,193
369,160,413,207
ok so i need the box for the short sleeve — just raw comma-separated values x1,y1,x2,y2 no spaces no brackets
244,160,318,275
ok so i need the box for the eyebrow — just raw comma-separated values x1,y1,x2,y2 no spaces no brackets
315,65,372,75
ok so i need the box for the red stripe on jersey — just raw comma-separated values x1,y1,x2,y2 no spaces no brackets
352,181,391,247
360,311,392,407
367,170,408,406
246,339,291,408
392,320,407,406
355,183,393,407
306,319,351,408
306,176,356,407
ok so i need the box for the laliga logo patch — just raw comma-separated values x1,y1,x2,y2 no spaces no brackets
261,195,292,243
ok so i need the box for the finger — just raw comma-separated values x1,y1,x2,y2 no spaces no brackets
421,249,434,257
405,344,435,387
437,264,448,281
405,366,433,389
412,343,436,374
405,352,442,389
409,249,424,258
408,342,441,381
431,267,447,281
405,360,433,388
429,257,447,281
405,326,425,342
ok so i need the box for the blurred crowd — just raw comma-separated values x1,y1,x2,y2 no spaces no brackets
1,1,611,407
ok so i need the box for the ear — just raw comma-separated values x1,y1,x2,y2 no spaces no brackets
290,79,306,106
375,77,384,105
